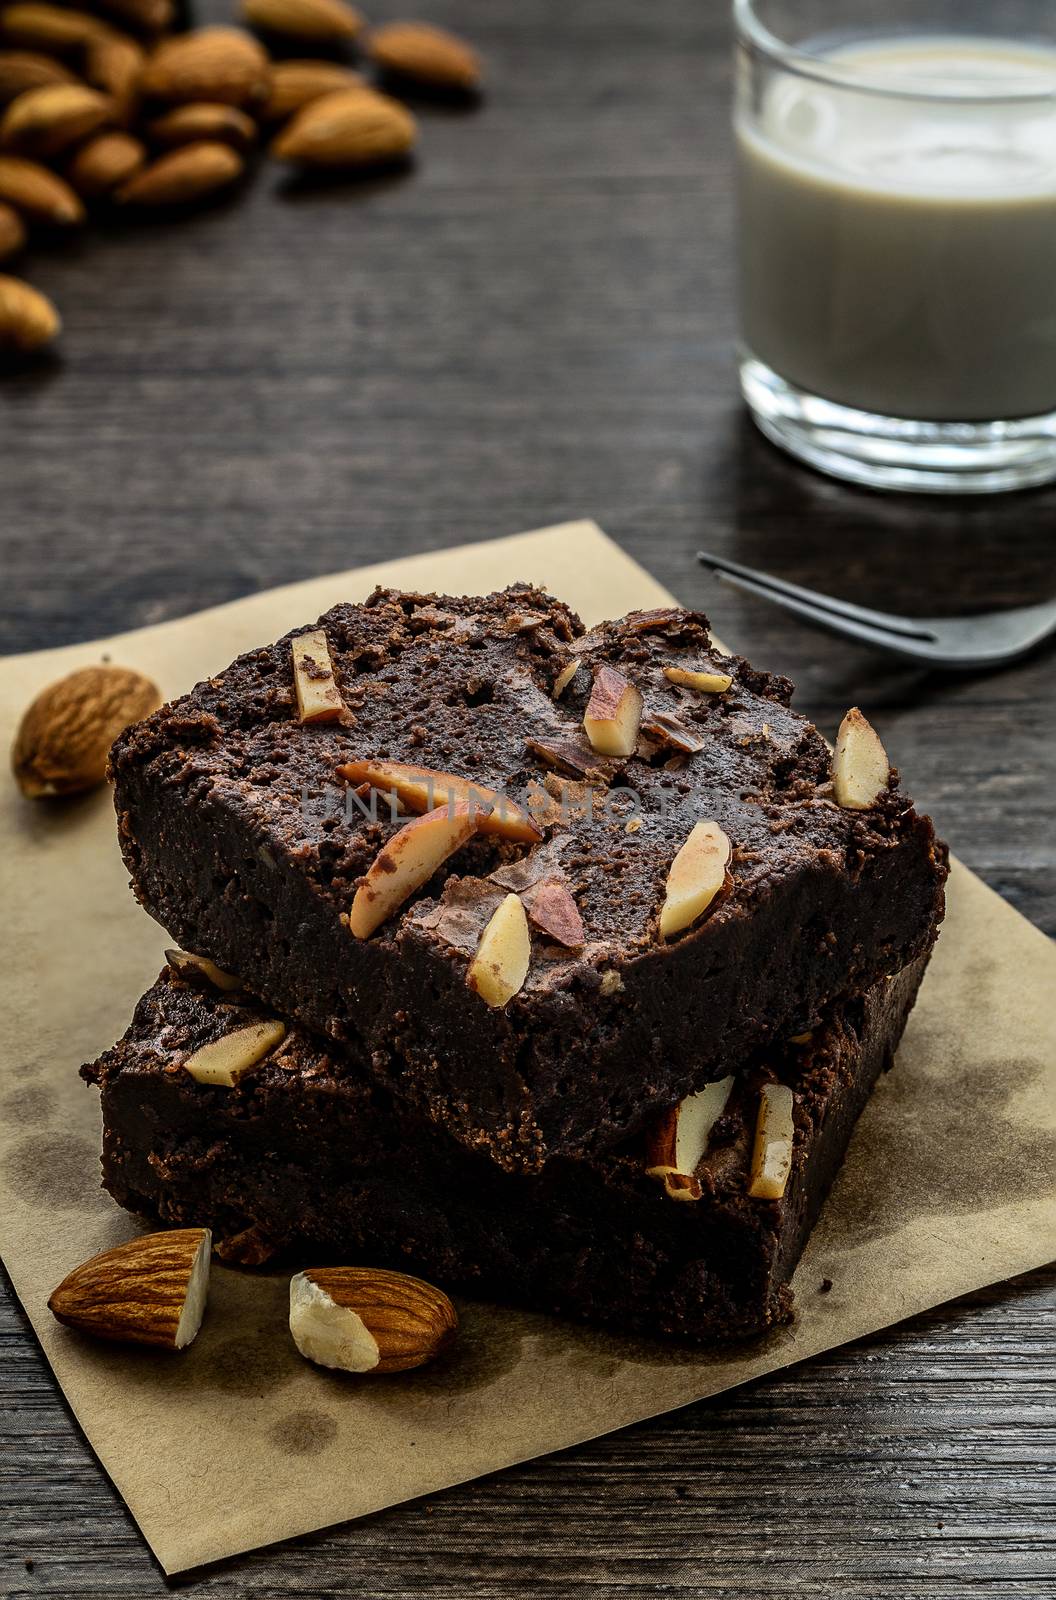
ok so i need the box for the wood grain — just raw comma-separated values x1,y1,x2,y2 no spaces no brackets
1,1,1053,1593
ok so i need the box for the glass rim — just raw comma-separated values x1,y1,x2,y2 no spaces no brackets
732,0,1056,104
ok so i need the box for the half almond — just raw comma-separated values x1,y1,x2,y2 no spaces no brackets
48,1229,212,1349
290,1266,457,1374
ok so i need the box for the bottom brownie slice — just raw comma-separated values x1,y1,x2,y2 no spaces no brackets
83,957,926,1344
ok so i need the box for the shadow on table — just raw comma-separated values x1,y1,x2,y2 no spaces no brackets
719,409,1056,618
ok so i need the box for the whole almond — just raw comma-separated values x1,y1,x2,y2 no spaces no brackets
94,0,173,38
67,128,144,196
241,0,363,44
261,58,364,123
116,138,243,205
147,101,257,154
12,662,160,796
140,27,271,109
0,49,76,106
0,271,58,348
271,86,416,168
289,1267,457,1374
0,83,112,157
368,21,481,92
0,152,83,222
48,1229,212,1349
0,3,116,56
0,196,24,257
84,34,144,124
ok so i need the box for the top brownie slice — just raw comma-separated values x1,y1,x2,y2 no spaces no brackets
110,584,947,1169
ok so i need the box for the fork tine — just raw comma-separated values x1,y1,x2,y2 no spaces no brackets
697,551,935,643
708,569,938,660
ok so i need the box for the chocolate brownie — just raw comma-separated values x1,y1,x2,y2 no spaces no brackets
84,957,927,1343
109,586,947,1169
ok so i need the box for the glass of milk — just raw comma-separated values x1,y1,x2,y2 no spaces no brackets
734,0,1056,493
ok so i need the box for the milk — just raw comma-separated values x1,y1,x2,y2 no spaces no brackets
736,38,1056,421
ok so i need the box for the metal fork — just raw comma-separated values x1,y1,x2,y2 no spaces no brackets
697,551,1056,671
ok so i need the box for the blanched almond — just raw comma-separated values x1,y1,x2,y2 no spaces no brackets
467,892,530,1008
748,1083,795,1200
183,1019,286,1086
552,660,580,698
658,819,731,940
663,665,732,693
832,707,890,810
165,947,241,992
291,627,344,723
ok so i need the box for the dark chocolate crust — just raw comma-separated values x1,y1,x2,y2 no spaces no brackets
109,586,947,1169
84,958,927,1345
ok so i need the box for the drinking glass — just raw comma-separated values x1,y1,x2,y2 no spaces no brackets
734,0,1056,492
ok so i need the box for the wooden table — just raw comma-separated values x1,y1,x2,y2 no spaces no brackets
2,2,1054,1593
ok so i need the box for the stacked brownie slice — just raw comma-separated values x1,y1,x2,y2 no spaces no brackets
86,585,948,1342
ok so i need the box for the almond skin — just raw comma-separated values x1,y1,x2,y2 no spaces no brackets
116,139,244,206
0,152,84,223
0,49,76,107
0,83,113,158
271,86,416,168
241,0,363,43
0,4,117,56
12,662,160,796
48,1229,212,1349
0,271,58,350
368,21,482,92
0,197,24,258
140,27,271,109
67,128,144,197
146,101,257,153
261,58,364,123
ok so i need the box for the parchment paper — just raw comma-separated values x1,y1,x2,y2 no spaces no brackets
1,520,1053,1575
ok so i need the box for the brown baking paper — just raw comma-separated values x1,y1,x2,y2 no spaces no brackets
1,520,1054,1575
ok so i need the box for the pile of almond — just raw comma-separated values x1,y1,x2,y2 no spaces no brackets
0,2,482,358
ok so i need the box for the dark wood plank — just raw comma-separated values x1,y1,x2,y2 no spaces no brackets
1,0,1053,1593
